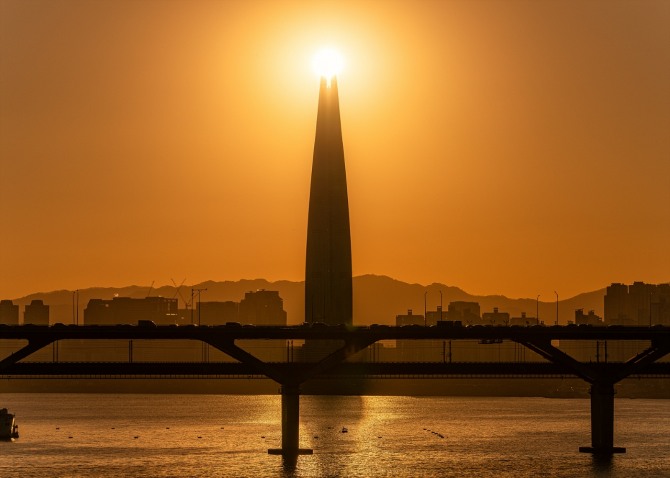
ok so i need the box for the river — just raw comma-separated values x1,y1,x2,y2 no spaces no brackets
1,393,669,477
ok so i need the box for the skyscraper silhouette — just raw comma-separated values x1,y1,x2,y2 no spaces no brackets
305,76,352,326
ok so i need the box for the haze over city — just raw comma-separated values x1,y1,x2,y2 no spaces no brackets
1,0,668,301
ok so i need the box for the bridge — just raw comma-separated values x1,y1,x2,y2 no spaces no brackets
1,324,669,457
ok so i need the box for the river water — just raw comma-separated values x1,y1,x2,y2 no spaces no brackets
0,393,669,477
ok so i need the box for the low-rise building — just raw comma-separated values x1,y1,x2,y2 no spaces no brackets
396,309,425,326
197,301,238,325
425,306,447,326
84,297,178,325
24,299,49,325
574,309,603,326
239,289,287,326
447,301,481,325
0,300,19,325
482,307,510,326
509,312,539,326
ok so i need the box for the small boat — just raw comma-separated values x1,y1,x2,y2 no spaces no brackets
0,409,19,440
341,427,348,433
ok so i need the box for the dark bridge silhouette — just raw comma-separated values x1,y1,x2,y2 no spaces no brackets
1,324,669,457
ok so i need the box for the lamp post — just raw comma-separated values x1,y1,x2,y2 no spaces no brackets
192,288,207,325
424,291,428,327
439,290,443,321
536,295,540,324
554,291,559,325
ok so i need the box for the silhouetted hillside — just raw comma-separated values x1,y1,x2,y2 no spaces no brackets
353,274,605,326
11,275,606,326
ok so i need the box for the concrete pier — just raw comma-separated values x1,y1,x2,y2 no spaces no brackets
579,382,625,454
268,384,313,456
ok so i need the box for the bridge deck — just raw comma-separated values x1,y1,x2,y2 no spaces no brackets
1,324,669,341
3,361,670,378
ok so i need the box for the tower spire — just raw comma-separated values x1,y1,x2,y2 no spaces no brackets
305,76,353,325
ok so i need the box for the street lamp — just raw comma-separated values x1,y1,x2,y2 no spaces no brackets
424,291,428,327
536,295,540,324
554,291,559,325
192,288,207,325
439,290,443,321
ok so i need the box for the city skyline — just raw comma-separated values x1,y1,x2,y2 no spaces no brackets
1,0,669,301
5,276,667,329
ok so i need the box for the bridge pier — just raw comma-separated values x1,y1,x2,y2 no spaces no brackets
579,382,625,455
268,384,312,457
517,339,628,455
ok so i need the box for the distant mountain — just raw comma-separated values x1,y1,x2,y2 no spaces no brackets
353,274,605,326
10,275,606,326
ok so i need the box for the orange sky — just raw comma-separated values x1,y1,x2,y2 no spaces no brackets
1,0,668,300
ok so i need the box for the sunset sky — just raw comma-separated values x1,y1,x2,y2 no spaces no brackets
1,0,668,301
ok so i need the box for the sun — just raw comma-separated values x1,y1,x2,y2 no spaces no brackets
312,48,344,80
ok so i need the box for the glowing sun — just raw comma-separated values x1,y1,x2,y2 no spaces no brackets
312,48,344,79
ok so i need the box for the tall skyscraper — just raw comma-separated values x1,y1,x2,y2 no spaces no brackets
304,76,353,326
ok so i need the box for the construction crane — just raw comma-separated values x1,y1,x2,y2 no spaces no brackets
170,278,190,308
